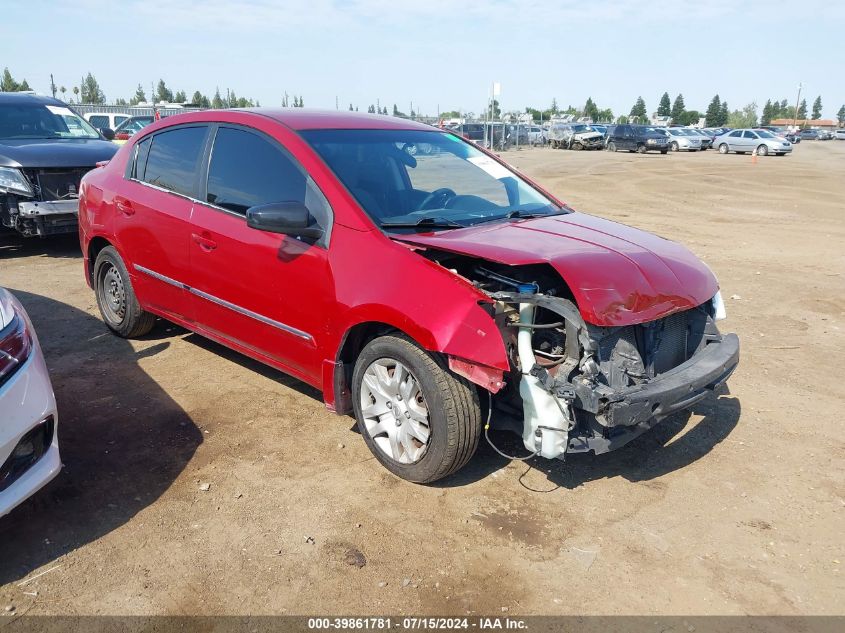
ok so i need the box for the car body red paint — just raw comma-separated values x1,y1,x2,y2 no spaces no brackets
78,108,720,414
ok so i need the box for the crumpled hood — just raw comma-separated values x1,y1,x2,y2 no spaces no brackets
0,138,118,169
395,212,718,327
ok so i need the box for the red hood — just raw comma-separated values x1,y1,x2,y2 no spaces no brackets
395,212,718,327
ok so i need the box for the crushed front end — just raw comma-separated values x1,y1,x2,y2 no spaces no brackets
1,167,86,237
425,251,740,459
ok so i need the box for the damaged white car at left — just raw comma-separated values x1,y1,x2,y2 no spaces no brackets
0,287,60,517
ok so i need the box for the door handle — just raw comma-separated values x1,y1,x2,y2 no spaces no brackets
191,232,217,252
115,197,134,216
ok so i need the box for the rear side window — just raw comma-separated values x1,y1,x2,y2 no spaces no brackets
142,126,208,197
130,136,152,180
206,126,332,246
88,115,108,129
729,130,742,137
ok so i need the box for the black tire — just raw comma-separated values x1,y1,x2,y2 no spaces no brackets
660,149,668,154
718,143,729,154
94,246,156,338
608,141,617,152
572,141,583,151
637,144,648,154
670,141,679,152
756,144,768,156
352,334,481,483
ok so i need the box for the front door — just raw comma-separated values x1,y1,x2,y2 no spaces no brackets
187,125,335,383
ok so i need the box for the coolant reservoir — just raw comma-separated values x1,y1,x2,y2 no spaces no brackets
517,303,570,459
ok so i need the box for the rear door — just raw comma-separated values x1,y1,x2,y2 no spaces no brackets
117,125,209,322
187,124,334,381
726,130,743,151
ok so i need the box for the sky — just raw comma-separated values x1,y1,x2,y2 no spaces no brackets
4,0,844,120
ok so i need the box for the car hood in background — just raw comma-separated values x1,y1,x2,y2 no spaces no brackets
0,138,118,169
395,212,718,327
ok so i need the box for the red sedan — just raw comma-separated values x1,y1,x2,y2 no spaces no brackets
78,109,739,483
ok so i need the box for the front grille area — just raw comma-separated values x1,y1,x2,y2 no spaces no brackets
24,168,89,201
591,306,709,389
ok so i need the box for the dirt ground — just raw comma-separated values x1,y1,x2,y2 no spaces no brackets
1,141,843,617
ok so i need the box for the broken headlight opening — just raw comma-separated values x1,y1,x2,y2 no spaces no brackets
425,252,740,462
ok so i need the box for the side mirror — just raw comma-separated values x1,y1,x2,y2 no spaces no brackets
100,127,115,141
246,202,323,240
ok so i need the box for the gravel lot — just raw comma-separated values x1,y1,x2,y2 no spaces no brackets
1,141,843,616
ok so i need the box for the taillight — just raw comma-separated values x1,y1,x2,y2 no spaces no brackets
116,132,130,140
0,301,33,389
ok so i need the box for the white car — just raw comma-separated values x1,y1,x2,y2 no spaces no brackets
714,129,793,156
835,129,845,140
526,125,547,145
83,112,130,132
0,287,60,517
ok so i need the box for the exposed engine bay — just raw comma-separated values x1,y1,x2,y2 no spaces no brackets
423,249,741,459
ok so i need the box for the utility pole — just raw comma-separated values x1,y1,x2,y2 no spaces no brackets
50,74,57,98
792,82,803,131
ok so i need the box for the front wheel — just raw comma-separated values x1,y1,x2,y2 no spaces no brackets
637,144,648,154
718,143,729,154
608,141,617,152
756,144,769,156
352,335,482,483
670,141,680,152
94,246,156,338
660,149,668,154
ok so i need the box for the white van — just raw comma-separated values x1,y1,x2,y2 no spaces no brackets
83,112,130,131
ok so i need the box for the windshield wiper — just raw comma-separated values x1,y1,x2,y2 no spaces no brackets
381,217,464,230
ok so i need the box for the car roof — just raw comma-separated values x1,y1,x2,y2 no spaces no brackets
0,92,68,107
168,108,438,132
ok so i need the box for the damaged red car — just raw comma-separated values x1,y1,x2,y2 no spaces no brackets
78,110,739,483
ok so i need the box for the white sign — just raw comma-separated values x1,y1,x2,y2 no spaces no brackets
492,82,501,97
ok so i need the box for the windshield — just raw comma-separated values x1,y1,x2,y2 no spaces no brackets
0,103,102,140
571,125,592,133
302,129,563,231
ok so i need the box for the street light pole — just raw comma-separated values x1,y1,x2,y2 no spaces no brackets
792,82,803,131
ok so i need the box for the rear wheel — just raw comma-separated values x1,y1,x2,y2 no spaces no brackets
756,144,769,156
718,144,729,154
94,246,156,338
608,141,617,152
660,149,668,154
352,335,482,483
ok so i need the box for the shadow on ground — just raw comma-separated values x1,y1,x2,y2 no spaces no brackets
439,392,741,490
0,233,81,260
0,290,202,585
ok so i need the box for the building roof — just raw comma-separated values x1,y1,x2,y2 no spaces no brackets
770,118,837,127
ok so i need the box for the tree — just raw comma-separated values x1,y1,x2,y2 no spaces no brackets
1,68,18,92
719,100,729,126
629,96,647,122
761,100,773,126
838,105,845,126
81,73,105,104
349,103,354,111
72,86,79,103
298,96,304,108
59,86,67,101
129,84,146,105
583,97,599,121
677,110,702,126
797,98,807,120
549,98,559,115
115,98,127,106
727,102,758,129
156,79,173,103
705,95,722,126
19,79,31,91
191,91,204,106
174,90,186,103
671,94,686,122
211,88,225,109
657,92,671,117
812,96,822,120
367,105,375,113
596,108,613,122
